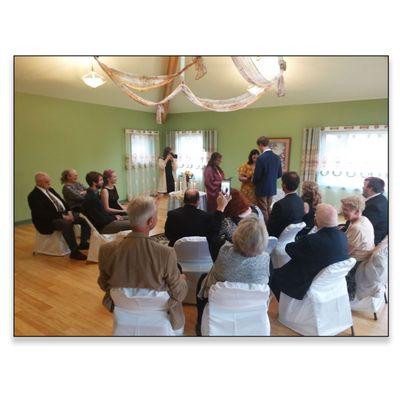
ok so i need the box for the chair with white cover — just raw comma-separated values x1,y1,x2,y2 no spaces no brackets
278,257,356,336
351,237,388,320
201,281,270,336
266,236,278,254
271,222,306,269
110,288,183,336
79,214,131,262
33,230,71,256
174,236,214,305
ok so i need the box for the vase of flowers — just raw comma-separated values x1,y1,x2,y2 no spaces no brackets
184,170,194,185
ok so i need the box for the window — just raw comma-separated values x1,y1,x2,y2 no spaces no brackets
317,127,388,190
174,131,208,185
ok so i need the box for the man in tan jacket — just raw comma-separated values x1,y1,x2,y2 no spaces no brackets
98,196,188,331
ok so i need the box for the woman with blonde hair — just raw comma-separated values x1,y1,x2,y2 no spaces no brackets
196,215,270,334
101,169,127,216
341,195,375,299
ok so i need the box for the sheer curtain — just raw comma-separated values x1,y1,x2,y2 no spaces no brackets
166,130,217,190
125,129,159,199
316,125,388,208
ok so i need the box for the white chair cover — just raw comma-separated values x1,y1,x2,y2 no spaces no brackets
79,214,131,262
110,288,183,336
351,237,388,316
174,236,214,305
201,281,270,336
271,222,306,269
33,230,70,256
278,258,356,336
266,236,278,254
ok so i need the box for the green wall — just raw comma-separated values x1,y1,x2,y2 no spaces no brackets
15,93,387,223
165,99,388,188
15,92,160,222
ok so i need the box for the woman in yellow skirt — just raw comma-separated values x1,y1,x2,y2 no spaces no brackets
238,149,260,204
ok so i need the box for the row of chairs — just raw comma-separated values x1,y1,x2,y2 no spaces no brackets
33,219,388,336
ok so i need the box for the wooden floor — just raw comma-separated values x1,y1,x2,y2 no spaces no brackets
14,196,388,336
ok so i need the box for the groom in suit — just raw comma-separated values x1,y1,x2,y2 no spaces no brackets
362,177,388,245
253,136,283,224
28,172,89,260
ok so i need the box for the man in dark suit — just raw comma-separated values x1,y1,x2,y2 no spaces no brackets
27,172,89,260
253,136,283,224
362,177,388,245
164,189,229,247
270,204,349,301
267,171,305,238
82,171,131,234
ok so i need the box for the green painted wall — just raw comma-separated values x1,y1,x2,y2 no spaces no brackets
165,99,388,189
15,93,387,223
15,92,160,222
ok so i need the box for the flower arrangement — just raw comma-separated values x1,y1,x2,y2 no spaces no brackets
179,170,194,184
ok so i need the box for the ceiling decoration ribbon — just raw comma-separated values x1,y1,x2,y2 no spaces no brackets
95,56,285,124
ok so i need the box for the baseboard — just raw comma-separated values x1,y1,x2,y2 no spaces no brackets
14,219,32,227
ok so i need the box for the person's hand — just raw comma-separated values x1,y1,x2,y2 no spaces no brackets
80,190,87,195
216,191,232,212
115,215,124,221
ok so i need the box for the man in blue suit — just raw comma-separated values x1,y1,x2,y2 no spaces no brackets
253,136,283,223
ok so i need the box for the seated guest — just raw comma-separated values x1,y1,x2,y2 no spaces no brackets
267,171,304,238
238,149,260,204
28,172,89,260
196,215,270,334
61,169,87,212
362,177,388,245
98,196,188,332
341,195,375,300
269,204,349,301
164,189,230,247
219,188,264,243
101,169,127,215
298,180,322,237
82,171,131,234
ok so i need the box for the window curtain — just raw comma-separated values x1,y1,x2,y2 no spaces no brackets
300,127,321,182
166,130,218,190
317,125,388,208
125,129,159,200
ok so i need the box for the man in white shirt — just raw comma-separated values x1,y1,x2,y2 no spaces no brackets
27,172,89,260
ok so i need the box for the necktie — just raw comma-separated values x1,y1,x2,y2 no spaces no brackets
46,190,64,212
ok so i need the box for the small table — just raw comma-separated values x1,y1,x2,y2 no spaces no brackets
168,190,207,211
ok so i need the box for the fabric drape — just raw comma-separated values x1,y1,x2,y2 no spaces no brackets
300,127,321,182
95,57,286,123
125,129,159,199
231,56,286,96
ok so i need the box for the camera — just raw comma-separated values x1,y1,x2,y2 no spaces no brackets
170,152,178,159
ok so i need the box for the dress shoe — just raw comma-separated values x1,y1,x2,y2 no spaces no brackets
70,251,87,260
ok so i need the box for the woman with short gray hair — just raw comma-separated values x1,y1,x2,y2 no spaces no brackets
196,215,270,334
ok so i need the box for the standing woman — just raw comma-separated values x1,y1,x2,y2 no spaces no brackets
101,169,127,215
204,152,225,212
238,149,260,204
158,146,178,195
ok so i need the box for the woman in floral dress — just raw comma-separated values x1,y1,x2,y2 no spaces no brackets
238,149,260,204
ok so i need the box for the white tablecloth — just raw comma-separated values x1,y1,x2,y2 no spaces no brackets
168,191,207,211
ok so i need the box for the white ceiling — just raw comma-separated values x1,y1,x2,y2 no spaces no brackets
14,56,388,114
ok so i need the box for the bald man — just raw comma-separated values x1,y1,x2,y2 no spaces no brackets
27,172,89,260
270,203,349,301
164,189,229,247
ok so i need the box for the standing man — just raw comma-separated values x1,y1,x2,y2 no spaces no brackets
362,177,388,245
253,136,283,224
